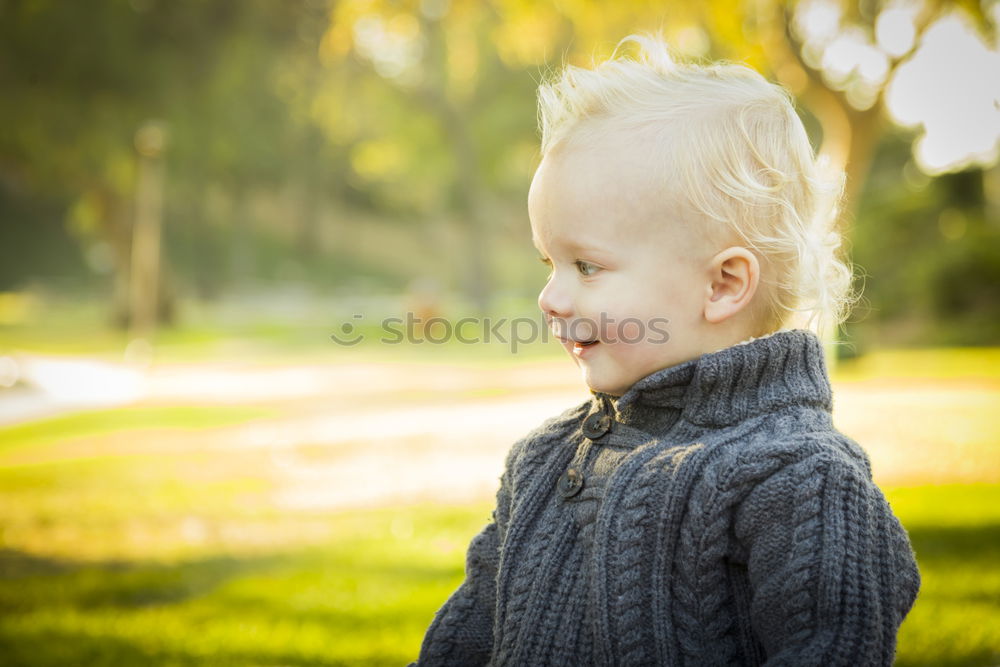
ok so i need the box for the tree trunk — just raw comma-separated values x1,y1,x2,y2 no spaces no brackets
417,11,491,315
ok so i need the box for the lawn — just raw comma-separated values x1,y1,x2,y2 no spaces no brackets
890,484,1000,667
1,487,998,666
0,341,997,665
0,501,484,666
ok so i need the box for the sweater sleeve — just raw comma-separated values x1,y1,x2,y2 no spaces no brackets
733,452,921,666
411,470,511,666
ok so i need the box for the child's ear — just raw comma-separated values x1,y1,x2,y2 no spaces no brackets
703,247,759,324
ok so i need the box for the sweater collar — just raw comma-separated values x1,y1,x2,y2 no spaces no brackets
589,328,833,434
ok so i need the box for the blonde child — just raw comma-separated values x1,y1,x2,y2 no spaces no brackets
412,34,920,666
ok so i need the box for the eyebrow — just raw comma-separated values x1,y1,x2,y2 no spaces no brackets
532,236,608,256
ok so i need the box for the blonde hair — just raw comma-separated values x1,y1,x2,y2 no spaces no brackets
536,33,859,341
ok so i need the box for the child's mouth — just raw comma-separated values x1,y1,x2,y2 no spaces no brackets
573,339,600,356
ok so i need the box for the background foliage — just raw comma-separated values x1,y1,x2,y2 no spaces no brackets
0,0,997,344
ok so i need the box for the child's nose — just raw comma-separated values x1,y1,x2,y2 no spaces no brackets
538,277,572,318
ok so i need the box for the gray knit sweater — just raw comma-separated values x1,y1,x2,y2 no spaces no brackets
413,328,921,666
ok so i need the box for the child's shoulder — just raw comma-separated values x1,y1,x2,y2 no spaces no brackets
713,424,877,505
740,425,871,475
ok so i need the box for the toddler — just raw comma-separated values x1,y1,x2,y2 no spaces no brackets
412,33,920,666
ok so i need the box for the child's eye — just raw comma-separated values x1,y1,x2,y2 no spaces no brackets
575,260,600,276
538,256,552,267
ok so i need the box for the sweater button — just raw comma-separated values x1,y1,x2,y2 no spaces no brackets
582,413,611,439
558,467,584,498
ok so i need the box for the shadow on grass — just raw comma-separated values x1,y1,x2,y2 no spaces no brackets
0,547,289,611
0,627,383,667
0,541,460,666
907,523,1000,562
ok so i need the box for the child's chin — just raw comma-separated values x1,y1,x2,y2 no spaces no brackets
581,371,629,397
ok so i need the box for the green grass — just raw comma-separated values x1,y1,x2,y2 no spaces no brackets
0,503,488,666
0,405,277,454
0,486,997,666
890,484,1000,666
834,345,1000,381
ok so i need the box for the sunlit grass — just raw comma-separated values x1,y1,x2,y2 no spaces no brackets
0,405,277,454
833,344,1000,381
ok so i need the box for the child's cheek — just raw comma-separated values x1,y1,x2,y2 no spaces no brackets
606,318,645,345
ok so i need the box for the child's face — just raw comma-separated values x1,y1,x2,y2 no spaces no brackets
528,134,715,396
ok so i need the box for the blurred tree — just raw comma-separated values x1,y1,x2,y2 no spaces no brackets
322,1,516,312
0,0,995,345
319,0,997,324
749,0,996,221
850,132,1000,346
0,0,330,326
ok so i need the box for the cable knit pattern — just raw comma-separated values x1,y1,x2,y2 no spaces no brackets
412,329,921,666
